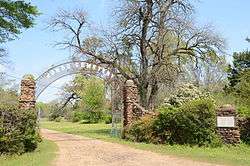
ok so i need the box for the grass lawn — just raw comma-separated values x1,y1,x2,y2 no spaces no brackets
41,120,250,166
0,140,58,166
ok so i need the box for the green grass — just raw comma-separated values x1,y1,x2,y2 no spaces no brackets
0,140,58,166
41,120,250,166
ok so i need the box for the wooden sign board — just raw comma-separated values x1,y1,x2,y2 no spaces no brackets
217,116,235,128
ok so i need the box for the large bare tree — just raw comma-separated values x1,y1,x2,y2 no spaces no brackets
49,0,225,110
183,54,227,91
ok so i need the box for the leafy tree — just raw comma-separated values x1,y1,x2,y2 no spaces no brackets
225,50,250,106
0,0,39,60
226,51,250,90
64,75,105,111
234,70,250,104
60,75,107,123
0,0,39,42
36,102,50,118
50,0,225,110
0,87,18,106
76,76,105,111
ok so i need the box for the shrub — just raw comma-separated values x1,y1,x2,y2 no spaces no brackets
71,110,106,124
237,106,250,144
239,117,250,144
72,111,85,122
63,107,74,120
48,105,62,121
0,104,41,155
126,98,221,147
126,115,157,143
55,117,62,122
85,110,105,123
155,99,219,146
237,106,250,117
104,113,112,124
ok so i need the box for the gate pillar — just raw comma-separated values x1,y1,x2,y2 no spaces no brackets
19,75,36,110
123,80,138,127
216,105,240,144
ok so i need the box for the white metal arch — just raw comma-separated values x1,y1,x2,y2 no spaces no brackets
35,60,113,99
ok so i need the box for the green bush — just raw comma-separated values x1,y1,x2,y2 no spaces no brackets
104,113,112,124
71,110,106,124
55,117,62,122
237,105,250,144
237,106,250,117
48,105,62,121
85,110,105,123
158,99,220,146
126,98,221,147
239,117,250,144
126,115,158,143
72,111,85,123
0,104,41,155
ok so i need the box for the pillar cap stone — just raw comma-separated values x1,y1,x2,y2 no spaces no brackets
125,80,135,86
217,104,235,112
23,74,35,80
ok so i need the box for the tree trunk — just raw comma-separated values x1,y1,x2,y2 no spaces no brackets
147,81,159,111
138,80,148,109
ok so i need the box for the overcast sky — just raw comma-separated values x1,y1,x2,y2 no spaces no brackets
2,0,250,103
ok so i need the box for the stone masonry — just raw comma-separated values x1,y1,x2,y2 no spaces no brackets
19,75,36,110
123,80,139,127
216,105,240,144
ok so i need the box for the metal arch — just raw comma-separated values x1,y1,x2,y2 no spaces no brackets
35,60,113,99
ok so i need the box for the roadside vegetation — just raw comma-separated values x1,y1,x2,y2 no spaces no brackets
0,140,57,166
41,120,250,166
40,49,250,166
37,75,112,124
39,48,249,166
0,88,41,155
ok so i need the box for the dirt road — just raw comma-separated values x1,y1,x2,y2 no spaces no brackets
41,129,223,166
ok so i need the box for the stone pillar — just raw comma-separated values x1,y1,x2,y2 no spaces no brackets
216,105,240,144
19,75,36,110
123,80,138,127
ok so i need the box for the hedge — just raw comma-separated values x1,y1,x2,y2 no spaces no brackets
126,99,222,147
239,117,250,144
237,106,250,144
0,104,41,155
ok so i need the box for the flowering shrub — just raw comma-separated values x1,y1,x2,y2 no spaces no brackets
164,83,212,107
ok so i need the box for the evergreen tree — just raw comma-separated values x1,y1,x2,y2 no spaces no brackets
227,51,250,89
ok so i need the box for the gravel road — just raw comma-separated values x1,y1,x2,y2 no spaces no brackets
41,129,223,166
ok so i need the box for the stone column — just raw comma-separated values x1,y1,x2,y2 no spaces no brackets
216,105,240,144
19,75,36,110
123,80,138,127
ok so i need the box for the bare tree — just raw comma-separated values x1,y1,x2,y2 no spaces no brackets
183,54,227,92
49,0,225,110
